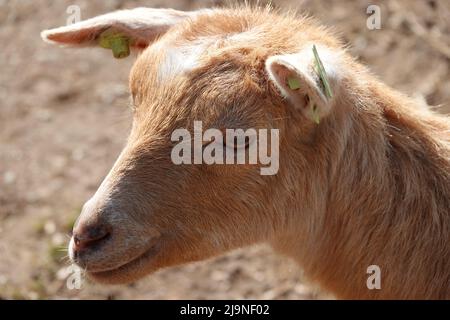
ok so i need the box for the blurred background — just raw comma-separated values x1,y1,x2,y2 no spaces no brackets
0,0,449,299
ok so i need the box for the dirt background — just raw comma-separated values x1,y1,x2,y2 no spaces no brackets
0,0,449,299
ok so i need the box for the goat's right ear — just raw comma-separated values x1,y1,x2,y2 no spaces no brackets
41,8,198,57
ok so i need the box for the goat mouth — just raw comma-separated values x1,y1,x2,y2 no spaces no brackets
86,242,160,283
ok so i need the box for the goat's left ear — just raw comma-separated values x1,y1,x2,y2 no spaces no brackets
266,45,342,124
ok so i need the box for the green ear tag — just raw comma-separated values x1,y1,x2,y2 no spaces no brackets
312,45,333,99
311,103,320,124
98,31,130,59
110,37,130,59
287,77,301,90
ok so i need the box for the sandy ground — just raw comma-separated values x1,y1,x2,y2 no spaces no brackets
0,0,449,299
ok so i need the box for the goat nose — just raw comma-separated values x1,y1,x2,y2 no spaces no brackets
72,224,111,252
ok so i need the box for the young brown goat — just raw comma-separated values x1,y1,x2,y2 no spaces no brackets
42,6,450,299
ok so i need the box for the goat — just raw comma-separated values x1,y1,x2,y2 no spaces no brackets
41,6,450,299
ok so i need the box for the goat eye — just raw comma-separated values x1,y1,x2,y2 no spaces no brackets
202,131,255,151
202,136,216,149
224,136,251,150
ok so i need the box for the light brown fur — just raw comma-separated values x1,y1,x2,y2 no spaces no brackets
43,6,449,299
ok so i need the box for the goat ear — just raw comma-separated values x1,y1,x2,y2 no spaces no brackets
266,45,341,124
41,8,198,57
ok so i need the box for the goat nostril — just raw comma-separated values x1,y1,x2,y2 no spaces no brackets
73,225,110,251
74,235,81,247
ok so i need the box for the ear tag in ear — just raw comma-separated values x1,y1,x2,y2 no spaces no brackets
311,103,320,124
312,45,333,99
287,77,301,90
98,30,130,59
